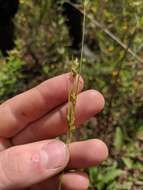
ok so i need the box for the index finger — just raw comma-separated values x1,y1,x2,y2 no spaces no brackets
0,73,84,137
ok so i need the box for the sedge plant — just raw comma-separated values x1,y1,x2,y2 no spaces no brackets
66,0,87,144
59,0,88,189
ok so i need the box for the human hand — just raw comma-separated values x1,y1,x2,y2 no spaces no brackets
0,73,108,190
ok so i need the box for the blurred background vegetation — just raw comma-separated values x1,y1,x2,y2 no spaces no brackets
0,0,143,189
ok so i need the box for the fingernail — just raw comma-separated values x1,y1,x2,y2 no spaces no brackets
41,140,68,169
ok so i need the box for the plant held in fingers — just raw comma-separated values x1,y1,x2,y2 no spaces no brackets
59,0,88,189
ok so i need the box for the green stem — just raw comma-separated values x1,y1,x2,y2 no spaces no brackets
76,0,87,95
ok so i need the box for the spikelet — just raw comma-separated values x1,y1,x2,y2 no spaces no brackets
66,58,80,144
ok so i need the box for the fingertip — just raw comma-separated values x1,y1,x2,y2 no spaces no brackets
62,171,89,190
91,139,109,163
68,139,109,169
31,171,89,190
88,90,105,112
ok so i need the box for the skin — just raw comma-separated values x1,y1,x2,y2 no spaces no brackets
0,73,108,190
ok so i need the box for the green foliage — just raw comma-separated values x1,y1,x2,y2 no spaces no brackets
89,166,124,190
114,127,124,151
0,49,24,102
0,0,143,189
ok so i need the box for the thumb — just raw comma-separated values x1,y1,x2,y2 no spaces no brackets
0,140,69,190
